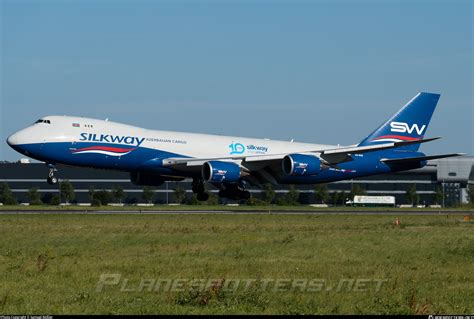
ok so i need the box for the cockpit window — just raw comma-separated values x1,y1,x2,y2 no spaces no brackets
34,119,51,124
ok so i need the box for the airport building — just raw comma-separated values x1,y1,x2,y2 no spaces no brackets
0,156,473,206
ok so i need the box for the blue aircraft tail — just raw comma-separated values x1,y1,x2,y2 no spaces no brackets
358,92,440,151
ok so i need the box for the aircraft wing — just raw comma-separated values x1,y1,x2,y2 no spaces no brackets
162,136,441,168
157,137,448,186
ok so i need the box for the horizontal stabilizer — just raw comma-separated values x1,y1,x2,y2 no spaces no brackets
380,153,464,164
320,137,441,164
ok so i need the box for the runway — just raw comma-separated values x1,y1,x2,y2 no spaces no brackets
0,209,471,215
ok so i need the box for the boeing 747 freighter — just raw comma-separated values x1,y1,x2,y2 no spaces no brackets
7,92,462,200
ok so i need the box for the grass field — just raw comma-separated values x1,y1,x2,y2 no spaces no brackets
0,213,473,314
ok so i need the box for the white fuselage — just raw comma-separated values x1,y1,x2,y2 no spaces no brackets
7,115,337,160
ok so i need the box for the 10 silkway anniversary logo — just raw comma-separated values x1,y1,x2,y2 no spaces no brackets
229,142,268,155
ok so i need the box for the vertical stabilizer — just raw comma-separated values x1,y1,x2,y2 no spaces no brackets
358,92,440,151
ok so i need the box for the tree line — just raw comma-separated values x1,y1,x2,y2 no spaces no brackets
0,181,468,207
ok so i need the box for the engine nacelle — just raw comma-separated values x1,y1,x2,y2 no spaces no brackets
282,154,322,176
202,161,241,183
130,171,183,186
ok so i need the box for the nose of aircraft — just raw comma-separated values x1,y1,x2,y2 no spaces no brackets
6,132,19,146
6,128,31,153
7,125,49,159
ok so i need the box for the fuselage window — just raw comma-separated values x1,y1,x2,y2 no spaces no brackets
34,119,51,124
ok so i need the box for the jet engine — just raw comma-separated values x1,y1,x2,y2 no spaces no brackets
202,161,241,183
282,154,322,176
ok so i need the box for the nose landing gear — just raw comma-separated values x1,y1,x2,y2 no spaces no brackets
47,165,58,185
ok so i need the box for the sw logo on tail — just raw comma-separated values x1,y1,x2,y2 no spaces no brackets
390,121,426,135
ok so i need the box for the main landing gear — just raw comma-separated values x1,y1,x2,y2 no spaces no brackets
218,184,250,201
192,178,251,201
47,164,58,185
192,178,209,201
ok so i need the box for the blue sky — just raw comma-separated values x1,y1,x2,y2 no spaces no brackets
1,0,472,161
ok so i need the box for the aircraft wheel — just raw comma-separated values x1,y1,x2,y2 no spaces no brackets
47,176,58,185
192,185,205,194
192,179,205,194
240,191,251,200
197,192,209,201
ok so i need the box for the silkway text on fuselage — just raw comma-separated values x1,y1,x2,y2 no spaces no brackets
79,133,145,147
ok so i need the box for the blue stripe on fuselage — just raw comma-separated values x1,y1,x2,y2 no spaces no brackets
13,142,189,172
